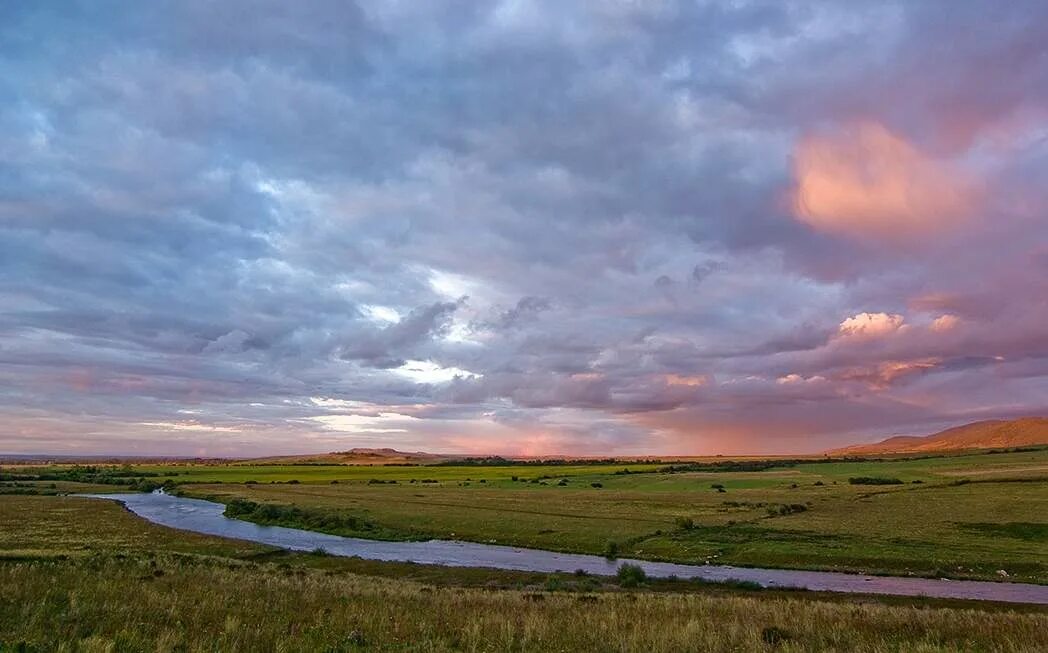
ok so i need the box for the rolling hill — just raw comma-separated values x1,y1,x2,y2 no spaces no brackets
828,417,1048,455
241,448,453,465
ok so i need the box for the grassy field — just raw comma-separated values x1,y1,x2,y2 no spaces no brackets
1,495,1046,652
160,448,1048,583
4,448,1047,583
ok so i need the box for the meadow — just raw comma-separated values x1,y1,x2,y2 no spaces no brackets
2,495,1047,652
3,448,1047,584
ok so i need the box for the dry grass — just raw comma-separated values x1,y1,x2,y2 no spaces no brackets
2,556,1046,652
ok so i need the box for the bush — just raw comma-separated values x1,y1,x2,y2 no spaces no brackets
287,479,300,485
602,540,620,560
134,480,161,493
848,477,903,485
616,563,647,588
710,483,724,490
674,516,694,531
590,482,603,488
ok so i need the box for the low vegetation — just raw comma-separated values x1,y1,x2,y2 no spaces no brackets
4,555,1046,652
5,448,1048,584
848,477,905,485
222,497,411,540
1,456,1047,651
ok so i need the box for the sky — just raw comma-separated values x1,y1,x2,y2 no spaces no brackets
1,1,1047,457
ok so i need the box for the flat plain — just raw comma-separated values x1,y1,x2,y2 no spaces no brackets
160,448,1048,582
2,448,1046,651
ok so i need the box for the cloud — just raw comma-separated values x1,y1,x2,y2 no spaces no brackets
0,1,1045,456
836,312,906,339
790,122,977,241
930,314,960,332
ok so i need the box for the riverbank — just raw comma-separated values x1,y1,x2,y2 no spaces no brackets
86,491,1048,604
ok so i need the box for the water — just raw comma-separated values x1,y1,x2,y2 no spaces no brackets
82,492,1048,604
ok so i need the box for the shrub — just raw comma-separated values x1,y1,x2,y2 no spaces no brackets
557,479,568,486
590,482,603,488
848,477,903,485
602,540,620,560
710,483,724,490
287,479,300,485
616,563,646,588
674,516,694,531
134,480,161,493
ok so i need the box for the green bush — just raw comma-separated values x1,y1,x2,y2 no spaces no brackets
848,477,903,485
674,516,694,530
616,563,646,588
602,540,620,560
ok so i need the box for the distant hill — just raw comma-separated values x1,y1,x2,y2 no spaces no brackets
242,448,452,465
827,417,1048,456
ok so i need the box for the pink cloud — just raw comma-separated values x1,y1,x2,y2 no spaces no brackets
791,121,977,241
835,312,906,339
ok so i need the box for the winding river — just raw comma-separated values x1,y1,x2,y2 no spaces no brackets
84,492,1048,604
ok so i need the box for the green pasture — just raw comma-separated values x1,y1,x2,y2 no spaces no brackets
4,448,1046,582
1,495,1046,652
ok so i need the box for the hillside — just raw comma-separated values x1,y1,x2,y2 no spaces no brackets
241,448,452,465
828,417,1048,455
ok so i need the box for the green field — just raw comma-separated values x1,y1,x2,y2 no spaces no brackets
4,448,1047,585
2,495,1046,652
172,449,1048,583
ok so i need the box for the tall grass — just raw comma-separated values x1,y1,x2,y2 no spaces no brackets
1,557,1045,652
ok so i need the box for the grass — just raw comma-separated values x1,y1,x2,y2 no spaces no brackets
130,447,1048,583
5,556,1047,652
2,490,1048,651
4,447,1047,584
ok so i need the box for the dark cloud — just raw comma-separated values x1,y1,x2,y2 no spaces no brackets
0,1,1045,455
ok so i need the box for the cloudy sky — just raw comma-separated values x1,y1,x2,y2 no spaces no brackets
2,1,1046,456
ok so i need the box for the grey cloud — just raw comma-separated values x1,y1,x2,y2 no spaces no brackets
0,1,1045,455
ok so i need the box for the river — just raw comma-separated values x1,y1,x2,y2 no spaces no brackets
82,492,1048,604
